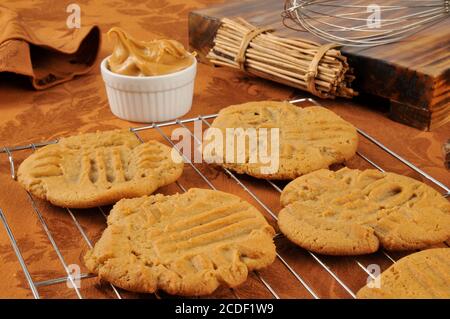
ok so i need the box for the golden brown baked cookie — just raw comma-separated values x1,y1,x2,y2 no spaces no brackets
278,168,450,255
84,188,276,296
357,248,450,298
206,101,358,180
17,130,183,208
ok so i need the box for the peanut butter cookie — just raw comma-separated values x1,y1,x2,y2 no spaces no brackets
84,188,276,296
206,101,358,180
358,248,450,298
278,168,450,255
17,130,183,208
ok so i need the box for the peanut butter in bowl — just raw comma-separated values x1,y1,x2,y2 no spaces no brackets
100,27,198,123
107,27,196,77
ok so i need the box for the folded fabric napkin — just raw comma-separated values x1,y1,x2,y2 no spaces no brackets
0,6,100,89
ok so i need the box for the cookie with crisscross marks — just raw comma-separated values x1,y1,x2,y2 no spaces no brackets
278,168,450,255
17,129,183,208
357,248,450,298
207,101,358,180
84,188,276,296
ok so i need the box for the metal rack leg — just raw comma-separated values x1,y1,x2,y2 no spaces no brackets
0,208,40,299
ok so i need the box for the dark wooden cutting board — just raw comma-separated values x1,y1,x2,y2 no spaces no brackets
188,0,450,130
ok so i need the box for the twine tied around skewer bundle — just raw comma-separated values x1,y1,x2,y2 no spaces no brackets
207,17,357,99
306,43,340,97
235,26,273,71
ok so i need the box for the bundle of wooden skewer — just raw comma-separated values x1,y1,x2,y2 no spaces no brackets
207,18,357,99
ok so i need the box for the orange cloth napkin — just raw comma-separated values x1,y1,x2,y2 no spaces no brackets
0,6,100,89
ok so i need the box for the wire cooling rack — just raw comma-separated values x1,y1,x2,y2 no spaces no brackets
0,98,449,299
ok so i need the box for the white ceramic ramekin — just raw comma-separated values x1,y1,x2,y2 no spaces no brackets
100,56,197,122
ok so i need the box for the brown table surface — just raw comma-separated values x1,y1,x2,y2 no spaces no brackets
0,0,448,299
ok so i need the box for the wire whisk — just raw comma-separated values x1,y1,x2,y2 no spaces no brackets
282,0,450,47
